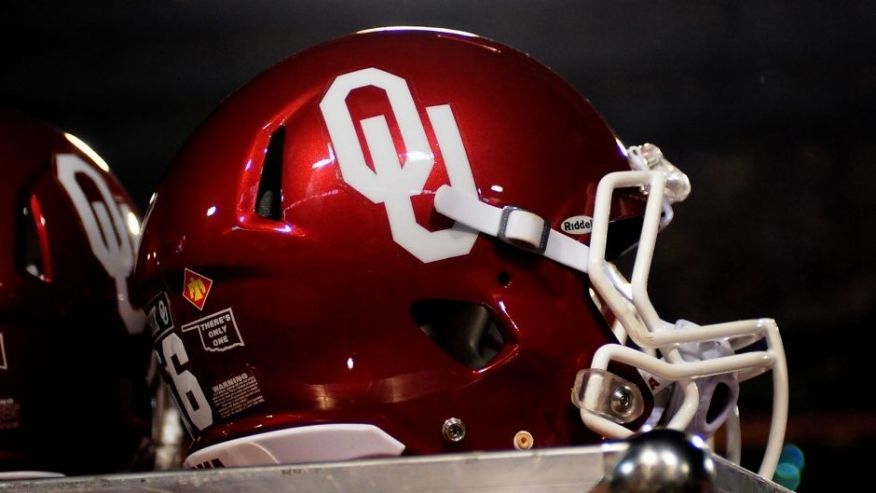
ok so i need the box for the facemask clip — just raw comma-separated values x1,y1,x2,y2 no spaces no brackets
572,368,645,425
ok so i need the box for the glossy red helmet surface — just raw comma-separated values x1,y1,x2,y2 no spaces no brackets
0,111,152,475
136,27,649,467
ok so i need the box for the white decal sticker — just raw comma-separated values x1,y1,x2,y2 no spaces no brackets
146,292,174,338
561,215,593,235
181,308,244,353
155,332,214,432
210,371,265,419
56,153,144,334
320,67,478,263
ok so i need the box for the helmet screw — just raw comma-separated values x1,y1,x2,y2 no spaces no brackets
442,417,466,443
610,385,635,419
513,430,534,450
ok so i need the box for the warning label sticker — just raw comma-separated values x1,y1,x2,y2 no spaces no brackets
210,371,265,419
181,308,245,353
0,398,20,430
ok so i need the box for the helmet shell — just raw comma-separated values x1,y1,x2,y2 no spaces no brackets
136,28,647,459
0,111,152,474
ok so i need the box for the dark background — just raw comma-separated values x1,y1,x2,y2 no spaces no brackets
3,1,874,490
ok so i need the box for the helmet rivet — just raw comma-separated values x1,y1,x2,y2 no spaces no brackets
442,417,466,443
513,430,534,450
610,385,635,418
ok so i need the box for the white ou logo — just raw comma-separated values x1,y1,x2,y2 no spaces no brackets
320,68,478,263
56,154,145,334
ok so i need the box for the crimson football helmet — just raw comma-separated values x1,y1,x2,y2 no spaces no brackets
135,27,788,477
0,111,154,476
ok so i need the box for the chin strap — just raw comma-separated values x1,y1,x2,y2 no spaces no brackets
434,185,591,272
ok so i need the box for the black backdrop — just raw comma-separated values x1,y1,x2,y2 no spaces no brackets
3,1,875,490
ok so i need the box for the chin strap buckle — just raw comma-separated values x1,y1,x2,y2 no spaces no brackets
497,206,550,254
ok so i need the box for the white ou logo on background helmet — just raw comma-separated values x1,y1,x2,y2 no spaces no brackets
320,68,478,263
56,154,145,334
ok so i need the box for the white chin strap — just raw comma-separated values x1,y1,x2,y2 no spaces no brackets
434,144,788,479
434,186,590,272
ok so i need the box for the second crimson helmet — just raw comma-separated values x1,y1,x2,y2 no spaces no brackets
136,27,788,477
0,111,154,476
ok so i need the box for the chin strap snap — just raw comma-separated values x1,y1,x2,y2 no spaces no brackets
434,185,591,272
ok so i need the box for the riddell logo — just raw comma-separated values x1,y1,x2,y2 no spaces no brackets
561,215,593,235
183,268,213,311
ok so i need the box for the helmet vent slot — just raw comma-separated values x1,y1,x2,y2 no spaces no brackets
16,194,52,282
255,126,286,220
410,300,505,370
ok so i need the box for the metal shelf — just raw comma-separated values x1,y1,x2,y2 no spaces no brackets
0,439,790,493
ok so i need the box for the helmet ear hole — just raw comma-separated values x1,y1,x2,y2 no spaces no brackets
255,126,286,220
410,300,506,370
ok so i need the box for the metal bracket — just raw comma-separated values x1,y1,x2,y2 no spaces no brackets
0,433,791,493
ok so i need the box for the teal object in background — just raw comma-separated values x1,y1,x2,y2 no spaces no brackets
773,444,804,490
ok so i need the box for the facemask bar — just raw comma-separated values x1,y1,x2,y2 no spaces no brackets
432,145,788,479
585,154,788,479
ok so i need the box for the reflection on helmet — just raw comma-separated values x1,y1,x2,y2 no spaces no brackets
135,27,787,479
0,111,156,476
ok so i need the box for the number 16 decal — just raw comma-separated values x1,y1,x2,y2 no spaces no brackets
155,332,214,432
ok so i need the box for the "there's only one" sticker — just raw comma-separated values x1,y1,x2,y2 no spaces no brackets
181,308,245,353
